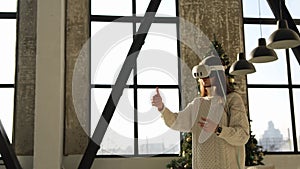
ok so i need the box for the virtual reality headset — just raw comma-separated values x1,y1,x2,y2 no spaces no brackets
192,64,224,79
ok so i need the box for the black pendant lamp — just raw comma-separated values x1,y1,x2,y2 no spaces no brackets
229,53,256,75
249,0,278,63
249,38,278,63
267,0,300,49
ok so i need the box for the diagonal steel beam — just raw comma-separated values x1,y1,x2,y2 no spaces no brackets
267,0,300,65
0,120,22,169
77,0,162,168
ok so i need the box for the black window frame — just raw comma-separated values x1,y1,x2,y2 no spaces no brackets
0,4,18,161
243,0,300,154
90,0,182,157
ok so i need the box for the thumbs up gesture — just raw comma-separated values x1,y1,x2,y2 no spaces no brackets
151,87,164,111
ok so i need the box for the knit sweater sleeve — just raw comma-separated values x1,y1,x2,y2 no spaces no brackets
160,97,201,132
218,92,250,146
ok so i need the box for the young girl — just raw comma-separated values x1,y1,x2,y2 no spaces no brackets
152,56,249,169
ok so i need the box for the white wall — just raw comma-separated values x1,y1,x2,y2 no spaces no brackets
33,0,65,168
65,155,300,169
63,155,177,169
263,155,300,169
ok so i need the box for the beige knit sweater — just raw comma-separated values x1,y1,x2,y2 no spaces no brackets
161,92,250,169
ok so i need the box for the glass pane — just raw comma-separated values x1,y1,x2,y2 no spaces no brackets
137,23,178,85
243,0,300,19
91,0,132,16
290,49,300,84
92,88,134,155
0,0,17,12
247,49,287,84
0,19,16,84
244,24,277,57
248,88,294,152
0,88,14,142
138,88,180,154
243,0,274,18
136,0,176,17
244,24,288,84
91,22,134,85
285,0,300,19
293,89,300,151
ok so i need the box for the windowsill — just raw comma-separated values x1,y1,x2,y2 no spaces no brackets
95,154,179,158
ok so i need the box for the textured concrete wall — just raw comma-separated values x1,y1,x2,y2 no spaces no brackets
13,0,37,155
13,0,90,155
64,0,90,154
179,0,248,109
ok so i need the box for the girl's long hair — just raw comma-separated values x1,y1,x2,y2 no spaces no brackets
198,56,234,97
199,70,232,97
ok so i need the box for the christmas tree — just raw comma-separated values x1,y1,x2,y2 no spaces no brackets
245,121,265,166
207,35,235,88
166,132,192,169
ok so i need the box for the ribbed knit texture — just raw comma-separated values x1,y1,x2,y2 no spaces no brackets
161,92,249,169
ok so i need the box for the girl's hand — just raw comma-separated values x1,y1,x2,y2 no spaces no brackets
151,87,164,111
198,116,218,133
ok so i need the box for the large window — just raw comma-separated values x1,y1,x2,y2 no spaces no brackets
243,0,300,153
0,0,17,143
90,0,181,156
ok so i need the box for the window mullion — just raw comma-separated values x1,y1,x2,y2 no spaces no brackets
286,50,299,152
133,49,138,156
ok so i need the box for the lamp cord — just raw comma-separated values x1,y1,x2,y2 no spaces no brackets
258,0,262,38
279,0,283,20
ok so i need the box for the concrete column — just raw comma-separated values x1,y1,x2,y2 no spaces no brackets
34,0,65,168
64,0,90,155
179,0,248,107
13,0,37,156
